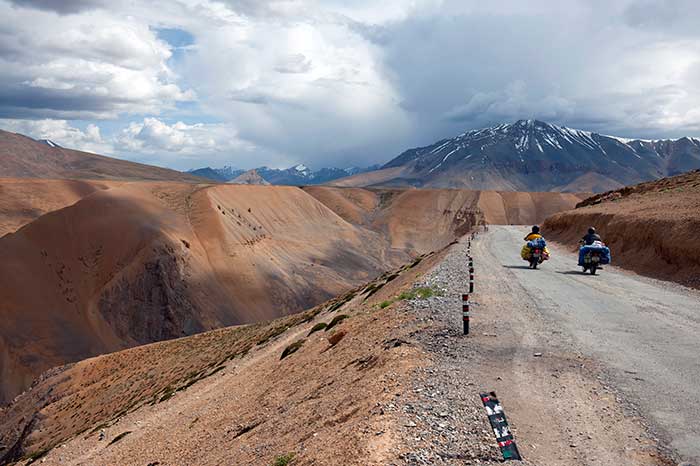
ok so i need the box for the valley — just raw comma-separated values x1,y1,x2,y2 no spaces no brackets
0,176,583,407
0,129,698,466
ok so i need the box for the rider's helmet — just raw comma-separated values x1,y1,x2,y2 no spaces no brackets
532,225,540,233
588,227,596,234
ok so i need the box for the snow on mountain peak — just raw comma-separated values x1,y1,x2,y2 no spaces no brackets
38,139,61,148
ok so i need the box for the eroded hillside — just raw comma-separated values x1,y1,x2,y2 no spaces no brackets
0,252,440,465
0,181,493,405
305,186,585,237
0,179,583,406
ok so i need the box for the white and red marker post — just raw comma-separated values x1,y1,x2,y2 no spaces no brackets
469,266,475,294
462,293,470,335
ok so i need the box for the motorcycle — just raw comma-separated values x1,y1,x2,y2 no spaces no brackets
578,240,611,275
529,247,544,269
581,249,601,275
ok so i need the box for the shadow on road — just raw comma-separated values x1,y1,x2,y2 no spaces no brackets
556,270,592,276
502,265,533,270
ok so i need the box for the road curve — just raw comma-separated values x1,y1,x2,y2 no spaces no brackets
485,226,700,462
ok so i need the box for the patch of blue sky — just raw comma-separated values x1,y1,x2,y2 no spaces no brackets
155,27,195,48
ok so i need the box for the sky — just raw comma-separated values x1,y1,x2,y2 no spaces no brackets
1,0,700,170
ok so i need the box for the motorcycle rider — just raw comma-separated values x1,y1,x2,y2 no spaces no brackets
582,227,602,245
524,225,543,242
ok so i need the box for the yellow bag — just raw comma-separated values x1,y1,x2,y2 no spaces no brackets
521,244,531,260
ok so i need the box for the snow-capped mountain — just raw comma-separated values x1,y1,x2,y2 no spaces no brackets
371,120,700,192
188,164,378,185
186,166,245,182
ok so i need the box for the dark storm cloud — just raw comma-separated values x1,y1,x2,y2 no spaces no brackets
623,0,700,35
8,0,104,14
0,85,117,113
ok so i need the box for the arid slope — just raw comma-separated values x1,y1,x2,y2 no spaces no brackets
0,178,120,236
0,182,399,404
0,180,583,405
544,169,700,287
305,186,585,239
0,252,440,465
0,181,503,405
0,130,204,182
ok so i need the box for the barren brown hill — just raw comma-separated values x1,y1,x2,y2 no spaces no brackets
0,179,582,406
0,130,205,182
544,169,700,287
0,178,121,236
303,187,482,253
305,186,586,245
0,247,440,465
0,182,393,404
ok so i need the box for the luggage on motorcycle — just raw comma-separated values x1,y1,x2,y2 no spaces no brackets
522,244,550,261
542,246,550,260
527,237,547,249
578,244,611,266
521,244,531,260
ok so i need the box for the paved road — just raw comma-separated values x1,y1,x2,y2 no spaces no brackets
485,226,700,462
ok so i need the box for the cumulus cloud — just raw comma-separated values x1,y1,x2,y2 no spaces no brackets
0,118,112,153
0,1,194,120
2,0,700,170
112,117,264,169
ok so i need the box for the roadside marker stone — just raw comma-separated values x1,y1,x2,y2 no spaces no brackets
480,391,522,461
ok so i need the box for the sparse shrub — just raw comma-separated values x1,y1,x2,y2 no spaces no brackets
325,314,349,331
159,385,176,403
398,286,440,301
327,330,346,347
107,431,132,446
280,339,305,360
257,325,289,346
272,453,295,466
379,300,393,309
307,322,327,336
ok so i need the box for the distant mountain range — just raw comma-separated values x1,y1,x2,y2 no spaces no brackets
333,120,700,192
6,121,700,193
188,164,379,185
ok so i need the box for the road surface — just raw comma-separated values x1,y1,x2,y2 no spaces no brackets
482,226,700,463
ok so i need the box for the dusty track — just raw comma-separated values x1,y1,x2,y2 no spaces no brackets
473,226,700,464
395,228,674,465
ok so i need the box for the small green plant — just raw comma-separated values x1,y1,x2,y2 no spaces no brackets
307,322,327,336
325,314,349,331
280,339,305,360
107,431,132,446
398,286,440,301
379,300,394,309
272,453,295,466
